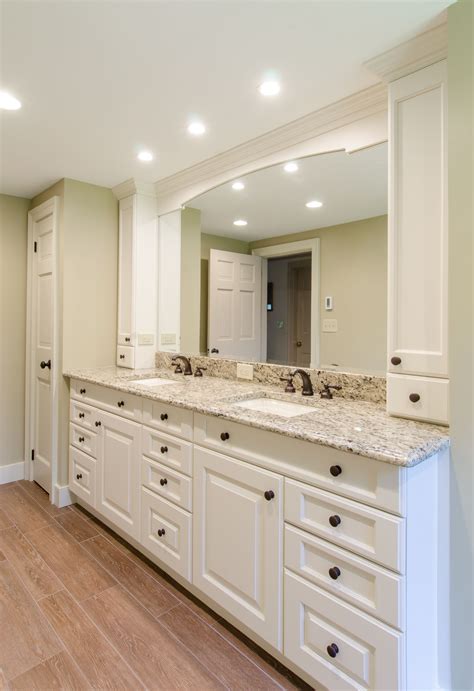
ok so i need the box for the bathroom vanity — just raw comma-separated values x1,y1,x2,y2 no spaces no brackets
66,368,449,690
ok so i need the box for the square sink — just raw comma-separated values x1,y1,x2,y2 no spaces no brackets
129,377,178,388
233,397,316,418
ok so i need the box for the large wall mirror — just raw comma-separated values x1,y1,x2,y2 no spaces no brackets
183,142,387,375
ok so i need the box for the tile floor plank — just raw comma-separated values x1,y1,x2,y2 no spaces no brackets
54,510,100,543
0,487,55,534
159,604,283,690
9,651,90,691
39,590,144,690
0,527,62,601
15,482,65,518
27,524,115,601
82,534,180,618
0,561,62,680
83,585,224,690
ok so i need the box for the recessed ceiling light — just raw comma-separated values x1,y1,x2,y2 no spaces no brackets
306,200,323,209
137,151,153,162
233,219,248,226
232,181,245,191
0,91,21,110
284,161,298,173
188,121,206,136
259,80,281,97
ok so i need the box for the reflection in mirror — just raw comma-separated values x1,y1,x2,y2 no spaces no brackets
186,143,387,375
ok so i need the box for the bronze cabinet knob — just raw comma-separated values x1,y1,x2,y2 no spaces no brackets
157,528,166,537
160,478,168,486
391,356,402,366
329,566,341,580
264,490,275,501
220,432,230,441
327,643,339,658
160,413,168,421
330,465,342,477
409,393,421,403
329,514,341,527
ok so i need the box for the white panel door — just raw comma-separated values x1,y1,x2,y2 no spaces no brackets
96,410,141,539
208,249,262,360
31,210,55,492
117,195,135,346
388,60,448,377
193,446,283,649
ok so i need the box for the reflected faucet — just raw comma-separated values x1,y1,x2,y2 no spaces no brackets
171,355,193,375
291,369,314,396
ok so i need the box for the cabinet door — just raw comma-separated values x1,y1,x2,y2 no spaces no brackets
388,60,448,377
118,195,135,346
193,446,283,650
96,410,141,539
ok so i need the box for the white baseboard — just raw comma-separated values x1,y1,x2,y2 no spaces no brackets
52,483,73,508
0,461,25,484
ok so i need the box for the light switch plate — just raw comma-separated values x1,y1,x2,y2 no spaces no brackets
138,333,154,346
237,363,254,380
161,333,176,345
322,319,338,333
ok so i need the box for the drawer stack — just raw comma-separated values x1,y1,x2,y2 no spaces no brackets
69,397,100,505
140,399,194,580
283,467,405,690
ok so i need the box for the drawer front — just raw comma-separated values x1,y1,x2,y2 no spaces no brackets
387,373,449,425
194,413,403,515
284,570,403,691
285,479,405,573
69,446,96,507
116,345,135,369
140,487,191,581
71,379,142,422
142,426,193,476
70,423,97,459
70,400,96,431
142,456,192,511
285,525,404,629
142,399,193,440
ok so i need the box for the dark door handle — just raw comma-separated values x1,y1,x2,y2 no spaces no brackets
160,478,168,486
80,388,86,394
329,514,341,527
117,401,125,408
40,360,51,369
78,413,85,419
157,528,166,537
329,566,341,580
160,413,168,421
409,393,420,403
78,436,85,443
220,432,230,441
327,643,339,658
76,473,83,480
330,465,342,477
95,421,101,427
264,490,275,501
160,446,168,454
391,356,402,366
211,348,219,354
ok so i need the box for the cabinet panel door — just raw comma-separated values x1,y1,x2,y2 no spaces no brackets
118,195,135,346
96,410,141,539
388,60,448,377
193,446,283,650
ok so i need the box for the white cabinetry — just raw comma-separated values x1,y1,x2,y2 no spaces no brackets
193,446,283,650
387,60,448,423
117,193,157,369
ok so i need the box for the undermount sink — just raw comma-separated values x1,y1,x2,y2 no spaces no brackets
129,377,178,388
233,397,316,418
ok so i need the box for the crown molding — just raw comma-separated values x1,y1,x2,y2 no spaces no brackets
364,16,447,83
153,83,387,199
112,178,156,200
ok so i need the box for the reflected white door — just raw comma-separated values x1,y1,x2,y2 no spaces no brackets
208,249,262,360
30,204,56,493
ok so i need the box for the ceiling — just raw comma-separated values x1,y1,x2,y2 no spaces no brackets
1,1,451,199
188,142,388,241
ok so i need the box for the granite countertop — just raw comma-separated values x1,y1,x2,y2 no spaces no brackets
64,366,450,467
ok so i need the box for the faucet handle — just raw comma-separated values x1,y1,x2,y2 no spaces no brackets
194,366,207,377
174,364,183,374
280,376,296,393
320,383,342,399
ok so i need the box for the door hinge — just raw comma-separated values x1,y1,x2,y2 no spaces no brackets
31,449,35,461
34,241,37,253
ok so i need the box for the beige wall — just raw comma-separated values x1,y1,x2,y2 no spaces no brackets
251,215,387,373
200,232,251,353
0,194,30,467
448,2,473,689
180,208,201,354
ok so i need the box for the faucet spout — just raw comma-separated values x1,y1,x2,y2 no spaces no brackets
171,355,193,375
291,369,314,396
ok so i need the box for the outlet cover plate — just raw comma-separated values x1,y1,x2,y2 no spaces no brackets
322,319,338,333
237,363,254,380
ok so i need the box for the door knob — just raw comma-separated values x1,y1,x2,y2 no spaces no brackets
329,514,341,527
160,413,168,421
160,478,168,486
329,465,342,477
76,473,82,480
160,446,168,454
296,341,302,347
327,643,339,658
78,436,85,443
391,356,402,366
157,528,166,537
78,413,85,419
40,360,51,369
329,566,341,580
264,490,275,501
220,432,230,441
409,393,420,403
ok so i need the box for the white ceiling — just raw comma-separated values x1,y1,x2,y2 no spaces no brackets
188,142,388,241
1,1,451,198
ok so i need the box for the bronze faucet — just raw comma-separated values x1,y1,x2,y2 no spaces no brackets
291,369,314,396
171,355,193,375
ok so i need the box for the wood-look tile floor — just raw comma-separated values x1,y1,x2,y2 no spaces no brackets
0,481,311,690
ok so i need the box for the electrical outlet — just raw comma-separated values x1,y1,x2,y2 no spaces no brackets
237,363,254,380
322,319,338,333
138,333,154,346
161,333,176,345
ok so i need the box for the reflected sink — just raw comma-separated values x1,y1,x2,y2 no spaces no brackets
233,398,316,418
129,377,179,388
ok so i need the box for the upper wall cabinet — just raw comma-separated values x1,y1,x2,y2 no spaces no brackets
387,60,448,424
117,194,158,369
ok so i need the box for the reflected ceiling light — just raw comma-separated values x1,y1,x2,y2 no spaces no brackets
232,181,245,191
284,161,298,173
137,151,153,162
233,219,248,226
188,121,206,136
259,80,280,97
0,91,21,110
306,200,323,208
